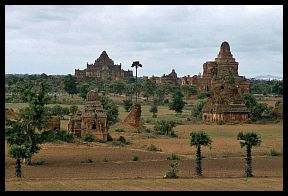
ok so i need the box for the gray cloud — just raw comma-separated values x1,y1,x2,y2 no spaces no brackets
5,5,283,78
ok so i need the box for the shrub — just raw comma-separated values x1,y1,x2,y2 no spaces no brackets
115,128,125,132
102,157,109,162
112,136,129,146
266,149,282,156
167,153,180,160
84,134,96,142
40,130,74,143
170,130,178,138
118,136,129,145
191,98,207,119
144,128,152,133
163,162,180,179
31,161,47,166
217,120,225,125
107,133,113,141
80,159,93,163
147,144,161,152
123,99,133,112
131,154,139,161
154,120,177,136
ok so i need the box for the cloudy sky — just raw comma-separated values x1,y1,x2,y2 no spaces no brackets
5,5,283,78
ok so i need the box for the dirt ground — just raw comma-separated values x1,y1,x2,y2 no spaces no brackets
5,142,283,191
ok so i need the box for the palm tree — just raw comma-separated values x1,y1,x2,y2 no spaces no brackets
190,131,212,176
131,61,142,103
237,132,261,177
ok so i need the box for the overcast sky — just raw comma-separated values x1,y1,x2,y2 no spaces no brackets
5,5,283,78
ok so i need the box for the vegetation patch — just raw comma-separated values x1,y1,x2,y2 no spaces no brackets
31,161,47,166
147,144,161,152
265,149,282,156
167,153,180,160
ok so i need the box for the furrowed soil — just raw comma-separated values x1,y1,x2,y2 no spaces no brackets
5,100,283,191
5,136,283,190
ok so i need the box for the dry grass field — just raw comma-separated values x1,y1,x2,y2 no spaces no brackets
5,96,283,191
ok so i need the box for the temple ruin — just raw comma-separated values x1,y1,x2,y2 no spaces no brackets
75,51,133,81
123,103,143,127
200,41,249,122
181,42,250,95
68,90,108,141
155,69,178,85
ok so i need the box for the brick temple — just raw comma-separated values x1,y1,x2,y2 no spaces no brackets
200,41,249,122
68,90,108,141
75,51,133,81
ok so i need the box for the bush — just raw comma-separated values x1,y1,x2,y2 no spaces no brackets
147,144,161,152
118,136,129,145
80,159,93,163
163,162,180,179
154,120,177,136
84,134,96,142
123,99,133,112
197,92,211,99
167,153,180,160
115,128,125,132
31,161,47,166
217,120,225,125
107,133,113,141
266,149,282,156
170,130,178,138
112,136,129,146
131,154,139,161
191,98,207,119
40,130,74,143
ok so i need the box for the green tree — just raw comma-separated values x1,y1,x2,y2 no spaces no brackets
237,132,261,177
169,89,186,113
100,96,119,125
69,105,78,115
190,131,212,176
181,84,197,100
123,99,133,112
6,81,50,166
124,83,135,100
8,145,31,177
108,80,126,95
63,74,78,98
154,120,176,136
150,102,158,118
77,83,90,100
142,79,156,100
243,93,273,121
155,84,166,105
271,81,283,95
191,98,207,119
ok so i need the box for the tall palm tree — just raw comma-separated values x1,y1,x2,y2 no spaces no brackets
131,61,142,103
237,132,261,177
190,131,212,176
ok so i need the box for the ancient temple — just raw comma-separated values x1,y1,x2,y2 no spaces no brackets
200,42,249,122
68,90,108,141
155,69,178,85
181,42,250,95
75,51,133,81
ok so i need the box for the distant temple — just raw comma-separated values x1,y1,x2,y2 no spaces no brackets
200,41,250,122
155,69,178,85
68,90,108,141
181,42,250,95
75,51,133,81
